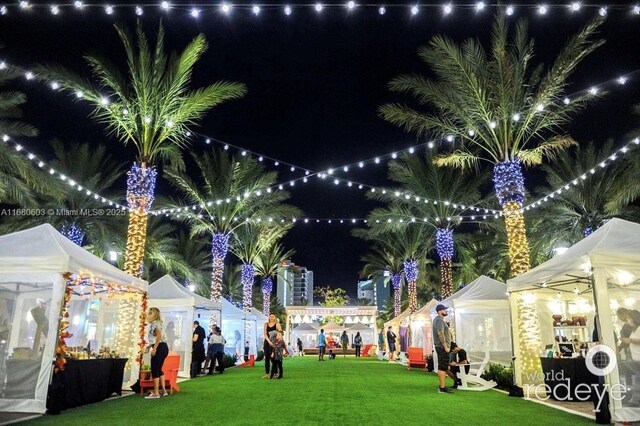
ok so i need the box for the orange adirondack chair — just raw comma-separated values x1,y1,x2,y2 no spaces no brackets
140,352,181,395
407,347,427,371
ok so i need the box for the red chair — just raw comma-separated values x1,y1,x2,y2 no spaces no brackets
238,355,255,368
407,347,427,371
361,344,373,357
140,352,181,395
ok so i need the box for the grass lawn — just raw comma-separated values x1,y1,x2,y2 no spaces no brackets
25,357,592,425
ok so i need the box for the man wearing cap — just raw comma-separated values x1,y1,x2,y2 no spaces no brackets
433,304,454,393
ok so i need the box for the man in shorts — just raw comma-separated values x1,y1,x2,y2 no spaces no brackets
432,304,454,393
318,329,326,361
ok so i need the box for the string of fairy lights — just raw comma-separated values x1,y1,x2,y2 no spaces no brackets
1,2,640,20
0,134,129,211
2,55,640,224
524,135,640,212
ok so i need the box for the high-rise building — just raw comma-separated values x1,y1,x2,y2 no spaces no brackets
276,261,313,306
357,273,391,311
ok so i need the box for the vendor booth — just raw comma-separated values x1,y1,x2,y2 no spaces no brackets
148,275,221,376
322,322,345,348
508,218,640,423
196,297,258,358
347,323,375,345
440,276,511,365
0,224,146,414
291,322,319,349
385,299,438,354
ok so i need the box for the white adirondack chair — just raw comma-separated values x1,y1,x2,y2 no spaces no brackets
455,351,497,391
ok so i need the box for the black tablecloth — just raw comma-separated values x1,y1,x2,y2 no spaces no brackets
47,358,128,414
539,357,599,401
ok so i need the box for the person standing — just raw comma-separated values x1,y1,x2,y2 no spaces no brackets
378,329,386,352
386,326,397,362
318,329,327,361
354,332,363,358
433,304,454,393
145,307,169,399
207,326,226,375
340,331,350,358
190,321,206,378
270,331,286,379
296,338,304,356
263,313,282,378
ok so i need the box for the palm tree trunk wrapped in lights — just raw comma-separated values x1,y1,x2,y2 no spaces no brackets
404,259,418,313
123,163,157,278
436,228,454,297
493,160,530,277
391,273,402,317
241,262,255,348
61,222,85,246
211,233,230,303
261,277,273,316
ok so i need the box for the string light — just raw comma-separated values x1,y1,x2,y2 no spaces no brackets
404,259,418,313
378,6,385,15
211,233,230,303
284,5,292,15
123,163,157,278
525,135,640,210
61,222,84,245
493,160,530,276
410,5,419,15
0,135,126,210
436,228,454,298
515,292,543,385
241,263,254,312
391,273,402,317
261,277,273,316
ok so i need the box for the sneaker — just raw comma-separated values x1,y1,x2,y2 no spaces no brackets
145,393,161,399
161,391,169,397
438,387,454,394
262,374,270,379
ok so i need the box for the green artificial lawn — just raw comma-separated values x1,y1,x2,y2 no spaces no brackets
26,357,592,425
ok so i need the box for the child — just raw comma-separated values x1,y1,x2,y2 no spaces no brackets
270,331,286,379
328,349,336,360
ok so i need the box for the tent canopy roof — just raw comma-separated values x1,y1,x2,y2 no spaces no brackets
293,323,319,331
149,275,220,310
508,218,640,293
347,323,374,331
0,224,146,290
442,276,506,306
322,321,344,331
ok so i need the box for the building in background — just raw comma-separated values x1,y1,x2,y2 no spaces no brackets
357,273,391,312
277,260,313,307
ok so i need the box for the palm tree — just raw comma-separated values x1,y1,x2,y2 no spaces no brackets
38,22,246,277
0,140,125,246
254,243,295,316
356,219,430,313
358,238,404,317
232,222,296,313
0,57,59,206
369,152,480,297
536,140,638,242
380,13,604,277
165,149,297,303
221,263,243,303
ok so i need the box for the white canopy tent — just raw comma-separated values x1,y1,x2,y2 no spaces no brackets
291,322,319,349
508,218,640,423
195,297,259,359
347,323,375,345
384,299,439,354
0,224,146,414
440,276,511,365
148,275,221,376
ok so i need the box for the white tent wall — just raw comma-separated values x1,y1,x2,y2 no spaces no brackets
0,274,65,414
154,307,194,376
507,219,640,423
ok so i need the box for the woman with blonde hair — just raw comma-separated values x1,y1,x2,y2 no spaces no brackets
262,313,282,378
145,307,169,399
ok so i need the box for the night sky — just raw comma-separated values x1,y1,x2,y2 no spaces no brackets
1,2,640,297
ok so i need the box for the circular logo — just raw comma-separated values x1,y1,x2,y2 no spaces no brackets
585,344,617,376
